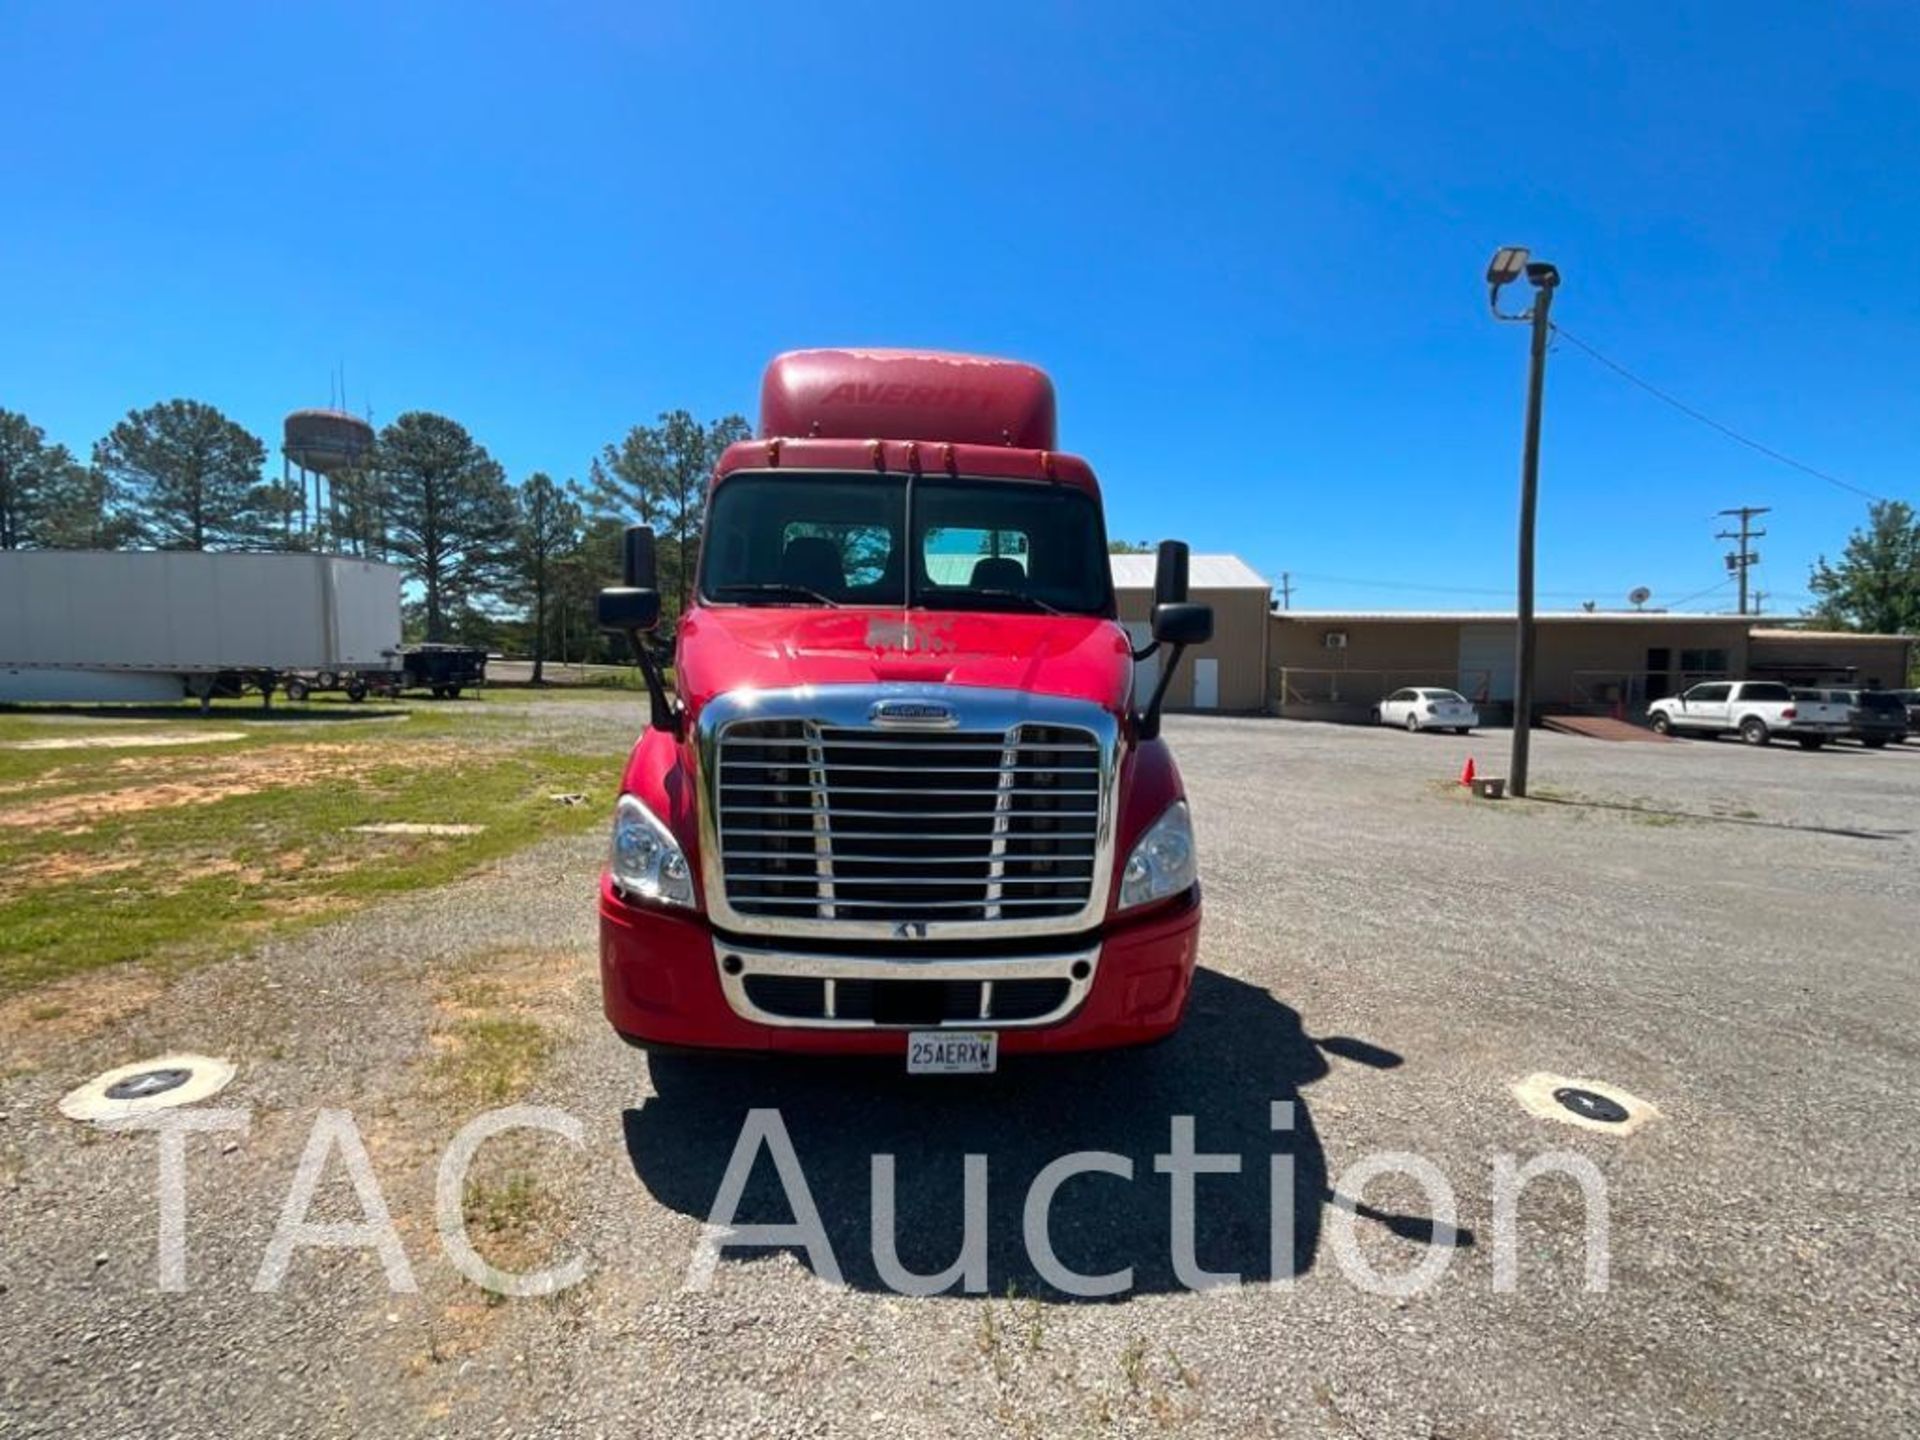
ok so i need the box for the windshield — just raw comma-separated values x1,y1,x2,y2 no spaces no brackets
1421,689,1467,703
698,471,1115,616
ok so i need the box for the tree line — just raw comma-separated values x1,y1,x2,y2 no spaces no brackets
0,399,748,676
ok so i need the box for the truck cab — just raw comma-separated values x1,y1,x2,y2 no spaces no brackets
594,350,1211,1067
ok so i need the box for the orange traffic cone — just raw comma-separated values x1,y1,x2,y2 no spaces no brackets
1459,756,1476,787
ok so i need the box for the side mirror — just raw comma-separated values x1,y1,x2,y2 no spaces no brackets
1152,601,1212,647
1136,597,1212,743
599,536,678,737
1154,540,1190,605
623,524,658,589
597,586,660,634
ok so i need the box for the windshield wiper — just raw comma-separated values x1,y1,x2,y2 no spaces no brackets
709,582,841,608
932,588,1063,615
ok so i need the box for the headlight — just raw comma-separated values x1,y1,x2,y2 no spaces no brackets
1119,799,1196,910
609,794,696,908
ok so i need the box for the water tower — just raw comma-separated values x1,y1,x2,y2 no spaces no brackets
282,408,375,551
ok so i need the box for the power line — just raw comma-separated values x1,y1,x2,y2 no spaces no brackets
1666,576,1737,609
1550,324,1888,504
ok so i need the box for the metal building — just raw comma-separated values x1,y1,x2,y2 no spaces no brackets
1268,610,1914,724
1111,553,1272,711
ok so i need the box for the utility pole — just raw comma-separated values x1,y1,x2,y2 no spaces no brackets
1716,506,1770,616
1486,247,1560,799
1751,588,1768,615
1277,572,1293,610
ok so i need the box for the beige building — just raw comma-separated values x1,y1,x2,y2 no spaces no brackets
1268,611,1914,723
1746,628,1913,689
1111,553,1271,712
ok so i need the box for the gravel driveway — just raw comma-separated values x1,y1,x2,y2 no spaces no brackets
5,713,1917,1438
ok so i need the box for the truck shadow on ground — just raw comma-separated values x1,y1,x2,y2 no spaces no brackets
621,968,1470,1299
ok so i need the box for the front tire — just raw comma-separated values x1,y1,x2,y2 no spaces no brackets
1863,736,1888,749
1649,711,1672,736
1797,736,1826,750
1740,717,1771,746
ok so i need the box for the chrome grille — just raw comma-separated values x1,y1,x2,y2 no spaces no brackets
715,719,1103,923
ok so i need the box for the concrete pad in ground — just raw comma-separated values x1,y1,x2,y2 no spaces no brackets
4,731,247,750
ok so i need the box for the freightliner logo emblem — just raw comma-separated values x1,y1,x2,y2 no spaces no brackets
868,699,959,729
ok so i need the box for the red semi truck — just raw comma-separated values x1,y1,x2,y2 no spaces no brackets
595,349,1212,1072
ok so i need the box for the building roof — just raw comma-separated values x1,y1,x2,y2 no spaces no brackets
1109,552,1269,591
1748,627,1914,645
1271,610,1754,624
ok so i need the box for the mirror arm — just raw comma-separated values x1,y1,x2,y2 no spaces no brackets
623,629,683,739
1137,641,1188,742
1129,639,1162,663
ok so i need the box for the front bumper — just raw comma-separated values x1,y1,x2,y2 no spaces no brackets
598,875,1201,1056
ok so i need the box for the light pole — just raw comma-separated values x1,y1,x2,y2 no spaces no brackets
1487,247,1559,799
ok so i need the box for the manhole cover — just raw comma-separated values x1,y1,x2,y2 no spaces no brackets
104,1068,194,1101
1552,1086,1630,1125
1512,1072,1658,1134
59,1054,236,1125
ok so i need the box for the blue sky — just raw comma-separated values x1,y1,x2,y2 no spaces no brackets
3,3,1915,613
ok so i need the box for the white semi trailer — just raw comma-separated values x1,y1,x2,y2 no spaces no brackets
0,551,402,709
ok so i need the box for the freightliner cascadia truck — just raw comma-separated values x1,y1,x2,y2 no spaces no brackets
595,349,1212,1073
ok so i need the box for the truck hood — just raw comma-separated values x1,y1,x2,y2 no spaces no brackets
674,606,1136,716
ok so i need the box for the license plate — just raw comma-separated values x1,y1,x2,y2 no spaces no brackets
907,1030,998,1075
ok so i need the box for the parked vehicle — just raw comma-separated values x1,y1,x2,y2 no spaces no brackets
1374,687,1477,733
0,551,401,711
398,644,488,698
283,644,486,702
592,349,1213,1071
1794,687,1910,748
282,668,397,703
1647,680,1851,748
1892,689,1920,739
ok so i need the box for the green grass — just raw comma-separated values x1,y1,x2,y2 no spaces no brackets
474,670,665,700
0,709,611,998
436,1013,556,1105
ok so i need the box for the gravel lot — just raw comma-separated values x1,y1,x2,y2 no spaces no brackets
4,707,1917,1438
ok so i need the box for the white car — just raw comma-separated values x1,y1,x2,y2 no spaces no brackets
1375,687,1479,733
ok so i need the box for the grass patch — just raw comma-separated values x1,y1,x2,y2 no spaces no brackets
476,672,657,699
466,1170,549,1234
435,1014,555,1105
0,710,611,998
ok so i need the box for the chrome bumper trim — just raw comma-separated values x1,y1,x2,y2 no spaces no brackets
713,938,1101,1030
